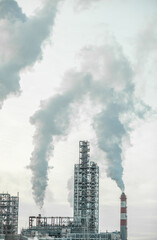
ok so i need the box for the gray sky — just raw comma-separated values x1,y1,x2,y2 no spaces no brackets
0,0,157,239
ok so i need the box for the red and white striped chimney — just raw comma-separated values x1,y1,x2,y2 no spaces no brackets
120,192,127,240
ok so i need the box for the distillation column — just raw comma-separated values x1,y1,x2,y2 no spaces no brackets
73,141,99,233
0,193,19,239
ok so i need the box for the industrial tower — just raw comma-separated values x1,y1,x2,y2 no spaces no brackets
21,141,121,240
120,192,127,240
73,141,99,233
0,193,19,239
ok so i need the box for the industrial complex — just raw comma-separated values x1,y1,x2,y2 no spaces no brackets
0,141,127,240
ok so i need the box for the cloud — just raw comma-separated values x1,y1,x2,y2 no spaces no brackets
29,39,150,207
0,0,60,108
73,0,102,10
133,17,157,108
136,17,157,65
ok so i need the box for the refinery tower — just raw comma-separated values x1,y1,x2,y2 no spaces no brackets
73,141,99,233
19,141,125,240
0,141,127,240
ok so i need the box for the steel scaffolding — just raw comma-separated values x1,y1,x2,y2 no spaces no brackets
0,193,19,238
74,141,99,233
22,215,83,237
29,215,74,228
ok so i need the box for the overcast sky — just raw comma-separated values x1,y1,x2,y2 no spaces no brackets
0,0,157,239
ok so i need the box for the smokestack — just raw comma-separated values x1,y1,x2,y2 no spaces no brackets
120,192,127,240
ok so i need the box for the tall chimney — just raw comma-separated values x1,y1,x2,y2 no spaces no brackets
120,192,127,240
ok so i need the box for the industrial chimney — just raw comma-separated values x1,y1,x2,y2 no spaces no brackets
120,192,127,240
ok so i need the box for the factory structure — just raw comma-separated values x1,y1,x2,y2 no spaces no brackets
0,193,19,240
0,141,127,240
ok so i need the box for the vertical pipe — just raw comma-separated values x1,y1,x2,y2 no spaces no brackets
120,192,127,240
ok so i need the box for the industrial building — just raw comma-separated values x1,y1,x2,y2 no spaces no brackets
0,141,127,240
0,193,19,240
73,141,99,233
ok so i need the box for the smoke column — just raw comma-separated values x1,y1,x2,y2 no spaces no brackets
0,0,60,108
30,41,150,207
29,72,92,208
93,104,126,191
67,176,74,207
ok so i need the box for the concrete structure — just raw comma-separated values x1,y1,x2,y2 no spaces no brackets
120,193,127,240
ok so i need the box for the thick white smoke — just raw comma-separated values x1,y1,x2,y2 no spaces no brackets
29,72,92,208
0,0,60,108
67,176,73,207
30,40,150,207
93,104,126,190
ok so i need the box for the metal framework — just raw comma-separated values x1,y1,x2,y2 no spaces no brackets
22,215,81,237
29,215,74,228
0,193,19,237
21,141,123,240
74,141,99,233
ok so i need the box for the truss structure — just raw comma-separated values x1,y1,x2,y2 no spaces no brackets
0,193,19,237
22,216,81,237
23,141,100,239
74,141,99,233
29,215,74,228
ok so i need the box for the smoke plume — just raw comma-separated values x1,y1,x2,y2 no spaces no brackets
67,176,73,207
30,40,150,207
93,104,126,191
0,0,60,108
29,72,92,208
